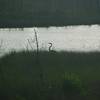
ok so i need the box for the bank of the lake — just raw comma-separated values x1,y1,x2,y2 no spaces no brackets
0,50,100,100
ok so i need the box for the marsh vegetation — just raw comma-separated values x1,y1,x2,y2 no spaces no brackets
0,26,100,100
0,50,100,100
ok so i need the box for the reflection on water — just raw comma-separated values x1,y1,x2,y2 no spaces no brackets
0,25,100,55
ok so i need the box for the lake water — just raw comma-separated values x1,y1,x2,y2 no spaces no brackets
0,25,100,55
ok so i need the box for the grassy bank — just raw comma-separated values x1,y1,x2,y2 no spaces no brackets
0,50,100,100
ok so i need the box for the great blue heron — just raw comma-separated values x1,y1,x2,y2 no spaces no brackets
48,43,52,51
48,42,56,53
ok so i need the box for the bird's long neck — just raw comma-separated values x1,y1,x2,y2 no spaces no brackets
49,43,52,51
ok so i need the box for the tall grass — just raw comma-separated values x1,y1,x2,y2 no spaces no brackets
0,50,100,100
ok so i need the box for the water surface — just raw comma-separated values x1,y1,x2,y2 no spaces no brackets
0,25,100,56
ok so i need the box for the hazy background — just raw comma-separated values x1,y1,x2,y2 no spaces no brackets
0,0,100,27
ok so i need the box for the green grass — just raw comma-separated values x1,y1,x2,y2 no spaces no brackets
0,50,100,100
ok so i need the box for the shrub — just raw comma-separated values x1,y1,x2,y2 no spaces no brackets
61,72,87,99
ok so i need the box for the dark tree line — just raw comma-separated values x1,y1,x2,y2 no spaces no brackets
0,0,100,27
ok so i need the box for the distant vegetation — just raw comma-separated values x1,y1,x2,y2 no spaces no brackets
0,0,100,27
0,50,100,100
